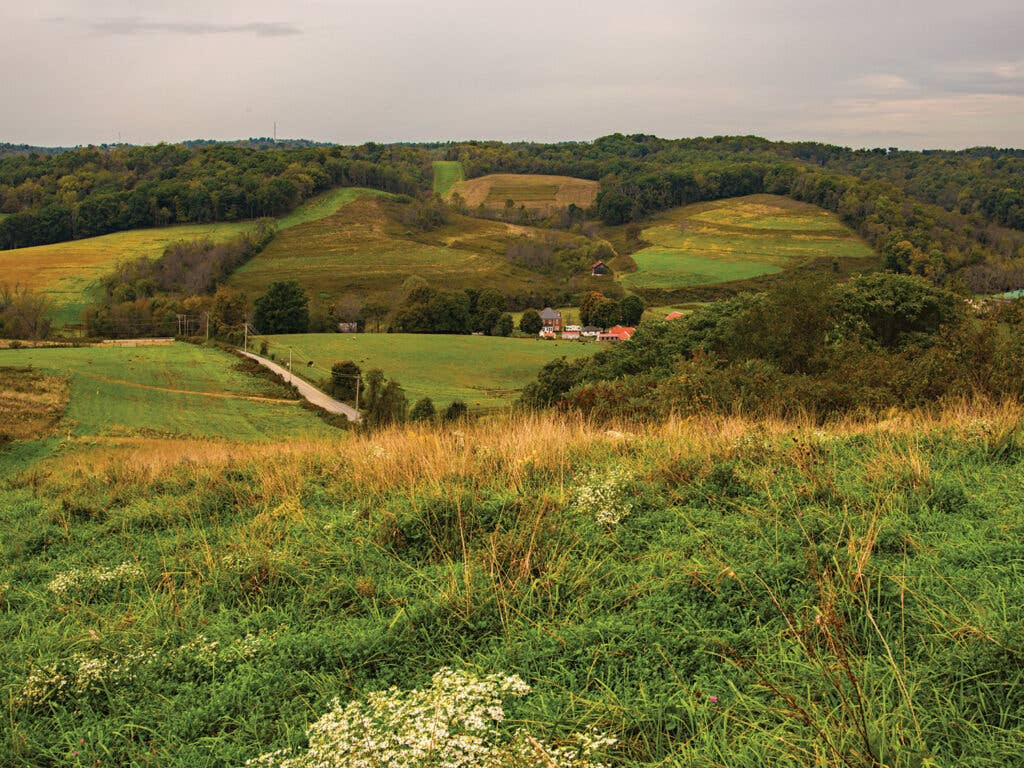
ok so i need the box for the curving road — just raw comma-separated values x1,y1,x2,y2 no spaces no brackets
239,350,362,423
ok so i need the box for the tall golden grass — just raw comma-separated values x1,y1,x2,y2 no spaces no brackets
33,397,1022,495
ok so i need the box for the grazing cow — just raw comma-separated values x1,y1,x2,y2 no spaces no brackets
307,360,314,367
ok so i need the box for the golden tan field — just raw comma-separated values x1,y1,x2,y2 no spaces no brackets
0,222,253,325
446,174,599,211
41,397,1020,494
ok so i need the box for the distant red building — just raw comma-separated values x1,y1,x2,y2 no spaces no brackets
598,325,635,342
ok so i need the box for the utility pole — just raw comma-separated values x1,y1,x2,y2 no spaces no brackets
288,346,292,369
355,375,361,411
205,312,209,342
243,322,248,353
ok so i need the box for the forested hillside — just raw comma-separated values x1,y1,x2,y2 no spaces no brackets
2,135,1023,293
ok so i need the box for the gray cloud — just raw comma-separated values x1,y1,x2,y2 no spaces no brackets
59,16,301,37
5,0,1023,149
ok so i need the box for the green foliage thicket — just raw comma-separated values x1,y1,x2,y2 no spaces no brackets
519,308,542,334
523,273,1024,417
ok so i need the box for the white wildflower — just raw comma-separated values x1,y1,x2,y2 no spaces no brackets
47,561,145,601
15,649,155,707
571,468,634,527
244,668,614,768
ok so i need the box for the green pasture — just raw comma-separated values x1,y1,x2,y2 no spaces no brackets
432,161,465,195
623,194,875,292
0,343,330,440
259,333,598,409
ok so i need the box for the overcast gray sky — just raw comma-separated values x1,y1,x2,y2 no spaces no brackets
3,0,1023,149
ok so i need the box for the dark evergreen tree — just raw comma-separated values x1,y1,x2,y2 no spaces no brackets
253,280,309,334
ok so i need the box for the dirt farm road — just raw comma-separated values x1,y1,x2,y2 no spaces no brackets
239,350,362,423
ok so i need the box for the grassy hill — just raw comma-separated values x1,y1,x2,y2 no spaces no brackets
446,173,599,212
621,195,876,297
258,333,598,409
432,160,465,195
1,405,1021,766
0,188,386,327
228,197,605,314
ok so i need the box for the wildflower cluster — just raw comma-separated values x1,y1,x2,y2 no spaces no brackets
571,467,634,526
245,668,615,768
16,629,280,709
177,629,279,667
16,649,156,707
47,561,145,601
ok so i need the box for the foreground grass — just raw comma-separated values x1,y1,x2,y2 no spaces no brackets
2,404,1022,766
623,195,875,293
259,332,598,409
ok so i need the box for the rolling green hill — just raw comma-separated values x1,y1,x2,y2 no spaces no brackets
258,332,599,409
621,194,876,295
228,197,605,315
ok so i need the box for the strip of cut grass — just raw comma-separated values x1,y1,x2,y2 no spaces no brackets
259,332,598,409
275,187,390,230
432,161,465,195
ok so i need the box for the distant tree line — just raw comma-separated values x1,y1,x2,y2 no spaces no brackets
0,143,424,249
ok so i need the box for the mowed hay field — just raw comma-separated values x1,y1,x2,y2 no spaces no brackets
260,333,598,409
432,160,465,195
447,173,599,211
228,197,584,310
623,194,875,292
0,187,385,327
0,343,332,441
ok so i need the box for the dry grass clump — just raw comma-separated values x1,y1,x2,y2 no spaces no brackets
0,367,69,441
